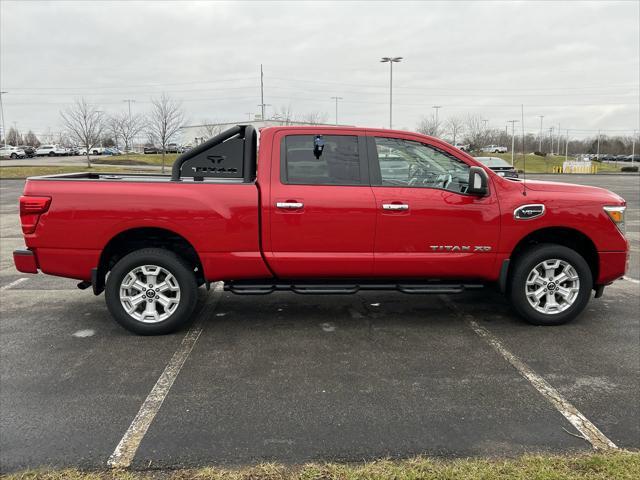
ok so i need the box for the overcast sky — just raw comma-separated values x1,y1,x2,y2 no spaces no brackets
1,0,638,141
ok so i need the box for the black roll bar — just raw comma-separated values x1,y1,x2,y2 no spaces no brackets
171,125,256,182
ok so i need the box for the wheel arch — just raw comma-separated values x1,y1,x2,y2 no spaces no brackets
505,226,598,291
94,227,204,295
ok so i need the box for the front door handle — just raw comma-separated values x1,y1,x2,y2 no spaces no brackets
382,203,409,211
276,201,304,210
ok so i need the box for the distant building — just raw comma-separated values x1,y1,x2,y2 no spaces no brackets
179,119,350,146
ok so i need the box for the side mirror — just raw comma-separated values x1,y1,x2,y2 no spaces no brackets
467,166,489,195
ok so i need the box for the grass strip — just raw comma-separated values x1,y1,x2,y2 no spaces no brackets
4,450,639,480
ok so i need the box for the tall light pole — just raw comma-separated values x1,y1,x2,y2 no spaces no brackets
565,129,569,161
632,130,637,167
0,91,7,147
596,129,601,159
380,56,402,129
550,126,554,154
432,105,442,136
507,120,519,166
330,96,343,125
123,99,135,119
260,64,264,120
538,115,544,152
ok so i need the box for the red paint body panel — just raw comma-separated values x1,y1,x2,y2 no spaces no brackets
15,126,628,288
598,251,628,284
21,180,269,281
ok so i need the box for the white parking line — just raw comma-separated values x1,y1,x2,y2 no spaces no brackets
0,277,28,291
440,296,618,451
107,283,223,469
623,276,640,284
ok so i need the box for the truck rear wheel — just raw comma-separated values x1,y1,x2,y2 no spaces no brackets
105,248,198,335
509,244,592,325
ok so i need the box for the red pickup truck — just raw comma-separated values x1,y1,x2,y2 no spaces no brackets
14,125,628,334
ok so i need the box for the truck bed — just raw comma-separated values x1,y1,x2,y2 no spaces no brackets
21,172,270,282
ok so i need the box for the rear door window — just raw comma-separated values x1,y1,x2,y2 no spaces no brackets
282,135,363,185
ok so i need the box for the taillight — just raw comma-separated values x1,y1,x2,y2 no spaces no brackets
19,196,51,234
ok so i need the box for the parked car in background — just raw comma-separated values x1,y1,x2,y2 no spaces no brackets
165,143,180,153
454,143,470,152
0,145,27,159
626,154,639,162
17,145,36,158
144,145,159,154
481,145,508,153
615,155,629,162
474,156,519,178
67,146,80,156
35,144,67,157
103,147,122,156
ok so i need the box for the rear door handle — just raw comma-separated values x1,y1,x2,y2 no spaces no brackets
382,203,409,211
276,202,304,210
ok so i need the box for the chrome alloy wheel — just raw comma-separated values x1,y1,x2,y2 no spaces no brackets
525,259,580,315
119,265,181,323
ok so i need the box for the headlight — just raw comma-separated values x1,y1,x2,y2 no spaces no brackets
604,206,626,234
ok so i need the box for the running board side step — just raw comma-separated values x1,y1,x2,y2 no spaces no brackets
225,281,484,295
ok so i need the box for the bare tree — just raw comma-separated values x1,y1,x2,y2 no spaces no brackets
445,117,465,144
107,115,123,149
198,121,224,141
147,93,185,173
464,114,487,149
6,127,22,146
296,111,328,124
60,99,106,167
24,130,40,147
271,105,295,124
416,115,439,136
111,112,145,153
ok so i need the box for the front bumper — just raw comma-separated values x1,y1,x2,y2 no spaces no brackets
13,249,38,274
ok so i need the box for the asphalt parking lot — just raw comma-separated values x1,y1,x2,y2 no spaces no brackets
0,174,638,473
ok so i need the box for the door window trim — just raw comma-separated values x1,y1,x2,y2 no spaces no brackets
280,134,369,186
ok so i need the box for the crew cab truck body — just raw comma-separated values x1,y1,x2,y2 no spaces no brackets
14,125,628,334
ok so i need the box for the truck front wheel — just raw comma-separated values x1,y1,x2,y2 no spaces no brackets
105,248,198,335
509,244,592,325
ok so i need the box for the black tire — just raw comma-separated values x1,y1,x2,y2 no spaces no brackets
48,152,55,157
10,153,17,159
509,244,592,326
105,248,198,335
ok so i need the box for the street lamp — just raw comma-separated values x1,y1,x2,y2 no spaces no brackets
0,91,7,147
507,120,519,166
380,57,402,129
432,105,442,137
330,96,343,125
538,115,544,152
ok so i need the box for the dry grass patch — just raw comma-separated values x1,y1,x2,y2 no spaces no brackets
4,451,639,480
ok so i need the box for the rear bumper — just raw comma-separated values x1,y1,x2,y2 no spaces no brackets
13,249,38,274
597,251,628,285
